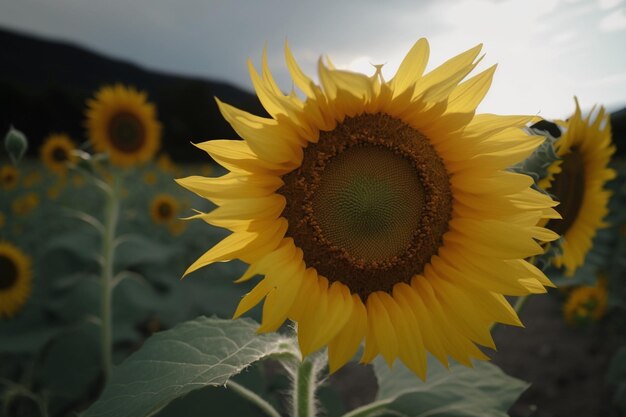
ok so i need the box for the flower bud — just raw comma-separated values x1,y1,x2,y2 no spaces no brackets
4,126,28,165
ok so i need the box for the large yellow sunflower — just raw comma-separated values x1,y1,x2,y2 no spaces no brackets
85,84,161,167
0,241,32,318
541,99,615,276
177,40,559,378
40,133,78,175
0,165,19,190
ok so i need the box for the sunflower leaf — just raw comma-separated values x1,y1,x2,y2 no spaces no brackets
113,234,178,272
85,316,297,417
367,356,528,417
607,347,626,415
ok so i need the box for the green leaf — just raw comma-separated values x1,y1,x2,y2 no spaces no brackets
85,317,297,417
365,356,528,417
155,365,274,417
113,235,177,272
607,347,626,415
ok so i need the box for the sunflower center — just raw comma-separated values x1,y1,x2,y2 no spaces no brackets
312,145,424,262
0,254,18,290
108,112,146,153
158,202,173,219
280,113,452,299
52,146,68,162
2,171,15,184
546,149,585,236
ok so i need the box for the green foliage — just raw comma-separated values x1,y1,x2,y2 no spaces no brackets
357,357,528,417
85,317,297,417
607,347,626,416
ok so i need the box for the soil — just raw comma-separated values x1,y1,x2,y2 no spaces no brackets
491,293,621,417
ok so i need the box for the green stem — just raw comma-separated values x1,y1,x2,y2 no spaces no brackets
513,295,528,313
341,399,392,417
100,178,120,380
293,359,316,417
226,381,282,417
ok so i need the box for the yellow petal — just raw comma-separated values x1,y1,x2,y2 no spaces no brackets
328,295,367,373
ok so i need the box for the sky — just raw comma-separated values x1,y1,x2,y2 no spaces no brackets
1,0,625,118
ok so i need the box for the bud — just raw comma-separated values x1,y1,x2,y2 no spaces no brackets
4,126,28,165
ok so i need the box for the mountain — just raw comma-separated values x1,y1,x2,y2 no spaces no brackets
0,27,265,162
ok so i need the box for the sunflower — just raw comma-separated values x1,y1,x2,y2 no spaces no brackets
563,281,607,325
177,40,559,378
0,241,32,318
541,99,615,276
40,133,78,175
150,194,179,224
23,170,43,188
12,193,39,216
0,165,19,190
143,171,158,186
156,154,181,175
86,84,161,167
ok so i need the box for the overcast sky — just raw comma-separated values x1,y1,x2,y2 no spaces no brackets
1,0,625,118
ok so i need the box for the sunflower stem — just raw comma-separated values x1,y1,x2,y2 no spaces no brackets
292,357,317,417
514,295,528,313
100,175,120,381
226,380,282,417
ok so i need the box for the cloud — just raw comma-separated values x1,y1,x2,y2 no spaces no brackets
599,8,626,31
0,0,624,116
597,0,622,10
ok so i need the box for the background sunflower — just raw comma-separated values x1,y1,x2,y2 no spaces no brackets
0,165,19,190
86,84,161,167
0,241,32,318
563,281,607,325
149,193,179,225
40,133,77,175
542,99,616,276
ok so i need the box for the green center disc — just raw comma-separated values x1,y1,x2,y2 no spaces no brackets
312,145,424,262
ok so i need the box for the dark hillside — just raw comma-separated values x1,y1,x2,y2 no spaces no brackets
0,27,265,161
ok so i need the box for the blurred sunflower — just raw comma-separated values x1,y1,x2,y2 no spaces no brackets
200,164,213,176
156,154,181,175
143,171,158,186
150,194,179,224
541,99,615,276
0,165,19,190
178,40,559,378
47,185,62,200
563,280,607,325
22,170,43,188
0,241,32,318
72,174,86,188
86,84,161,167
168,221,187,236
0,212,5,229
12,193,39,215
40,133,78,175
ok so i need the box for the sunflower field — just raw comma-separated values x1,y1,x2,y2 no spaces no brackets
2,39,626,417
